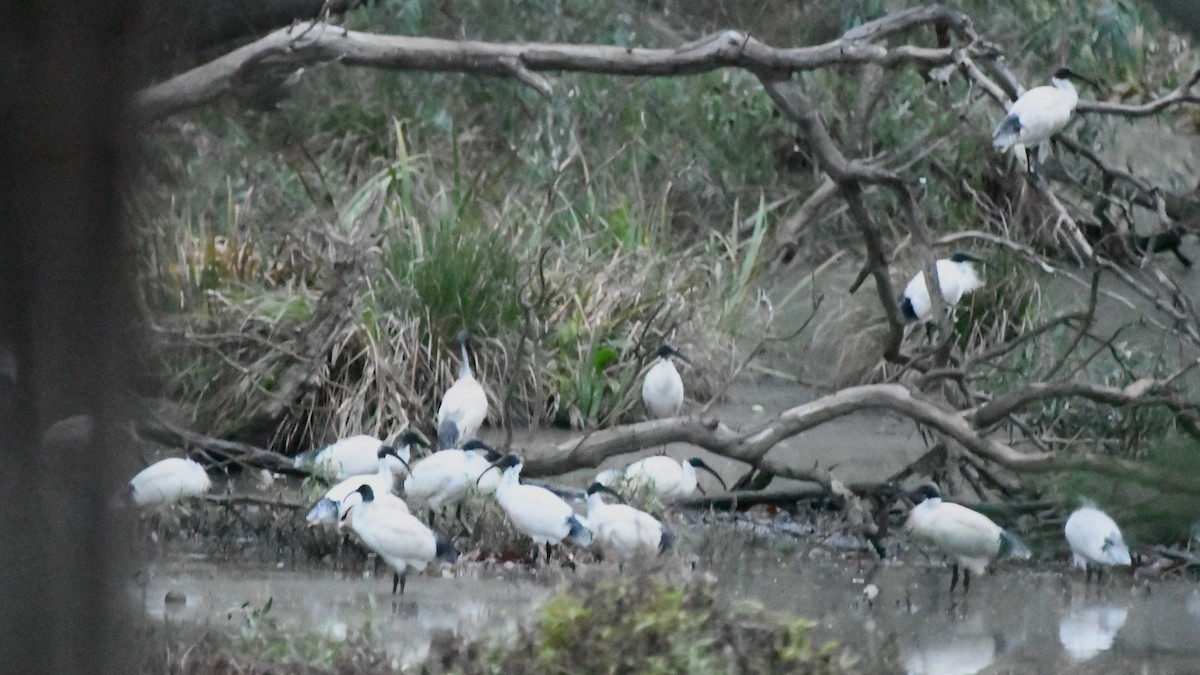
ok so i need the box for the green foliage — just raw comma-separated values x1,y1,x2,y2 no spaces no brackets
424,576,861,674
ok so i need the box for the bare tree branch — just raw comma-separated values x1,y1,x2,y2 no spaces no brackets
134,6,992,121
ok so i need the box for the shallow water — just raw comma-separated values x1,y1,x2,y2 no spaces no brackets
141,546,1200,674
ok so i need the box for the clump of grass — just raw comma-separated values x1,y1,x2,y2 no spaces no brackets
422,575,867,674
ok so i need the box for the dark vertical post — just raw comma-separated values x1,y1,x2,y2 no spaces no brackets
0,1,144,672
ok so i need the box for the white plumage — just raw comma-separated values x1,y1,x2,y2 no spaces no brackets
993,67,1097,172
338,484,452,594
898,254,984,325
404,439,502,517
437,331,488,450
129,457,211,507
585,483,671,559
305,446,410,527
483,453,593,563
642,344,688,419
296,434,409,482
598,455,726,501
1058,604,1128,662
1065,506,1131,575
904,485,1027,592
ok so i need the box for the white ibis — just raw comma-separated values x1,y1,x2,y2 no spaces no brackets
478,453,593,564
584,482,673,559
402,438,503,528
337,484,456,594
598,455,726,501
129,457,211,507
993,67,1099,175
642,344,689,419
305,445,412,526
295,433,414,482
898,253,984,333
903,484,1028,592
1064,506,1131,582
437,330,488,450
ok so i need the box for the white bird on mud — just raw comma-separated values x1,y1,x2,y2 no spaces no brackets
598,455,727,501
338,484,457,594
585,482,673,560
642,344,690,419
993,67,1099,175
1065,505,1131,581
295,433,411,482
478,453,593,564
305,444,413,527
904,484,1029,592
403,438,504,528
898,253,985,332
129,457,211,507
437,330,489,450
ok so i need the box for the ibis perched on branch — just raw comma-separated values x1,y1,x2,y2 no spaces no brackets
903,484,1029,592
479,453,593,564
437,330,488,450
898,253,984,337
993,67,1099,175
1064,505,1131,582
338,484,456,595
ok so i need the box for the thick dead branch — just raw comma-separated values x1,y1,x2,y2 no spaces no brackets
139,418,299,473
525,383,1200,497
134,5,988,121
1076,68,1200,117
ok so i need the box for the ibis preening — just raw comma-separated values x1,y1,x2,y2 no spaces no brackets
898,253,984,337
296,433,416,482
904,484,1028,592
585,482,673,560
437,330,489,450
338,484,456,594
993,67,1099,175
1064,506,1131,582
305,445,412,526
597,455,727,502
479,453,593,564
642,344,690,419
403,438,503,528
129,457,211,507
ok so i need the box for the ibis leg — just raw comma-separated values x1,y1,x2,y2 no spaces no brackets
392,572,400,594
455,502,471,537
949,564,960,592
1085,566,1093,584
545,542,552,565
963,568,971,593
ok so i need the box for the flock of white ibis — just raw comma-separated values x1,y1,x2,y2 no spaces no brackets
127,66,1157,594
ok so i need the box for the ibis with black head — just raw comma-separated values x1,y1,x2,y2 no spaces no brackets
437,330,489,450
478,453,593,564
338,484,457,595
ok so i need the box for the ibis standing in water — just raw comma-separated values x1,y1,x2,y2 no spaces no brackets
338,484,457,595
1064,505,1131,582
898,253,984,338
642,344,689,419
596,455,726,501
585,482,673,560
403,438,503,529
993,67,1099,176
295,433,412,481
305,444,413,526
437,330,489,450
129,457,211,507
478,453,593,564
904,484,1029,592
